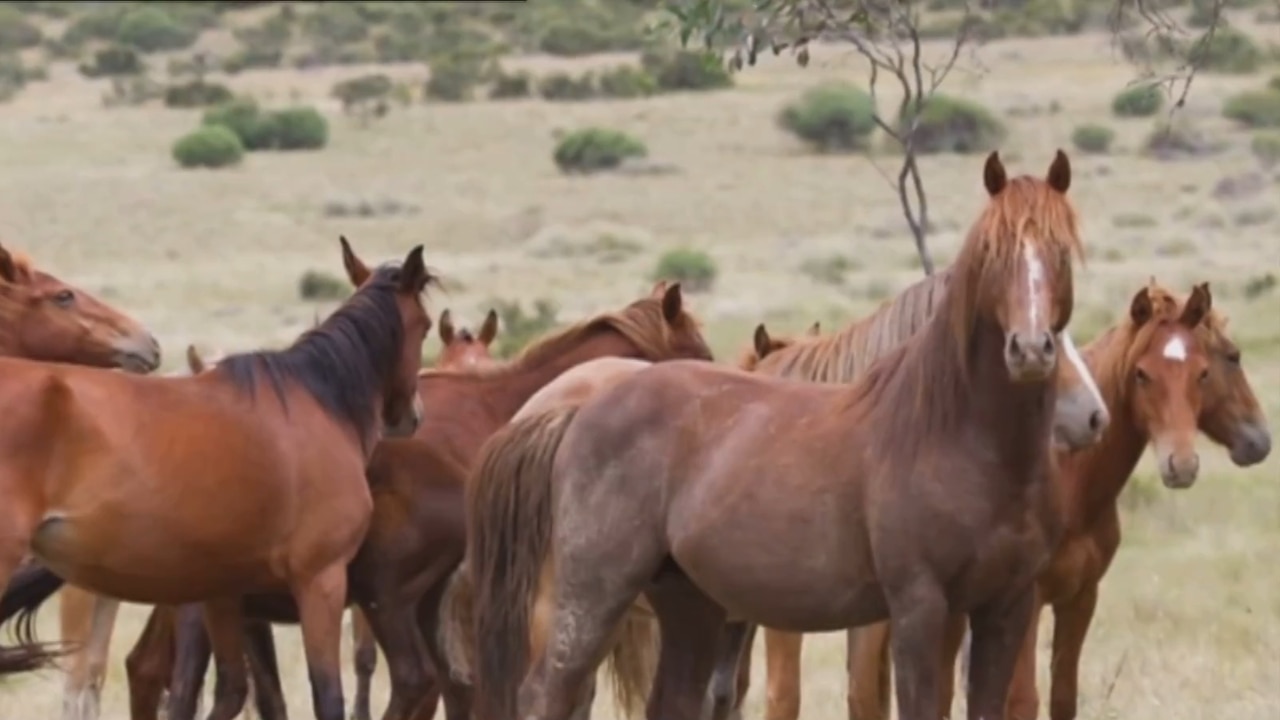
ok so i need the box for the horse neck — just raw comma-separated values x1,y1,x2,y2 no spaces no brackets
1061,332,1149,527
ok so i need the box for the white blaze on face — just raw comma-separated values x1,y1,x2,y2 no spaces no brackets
1023,244,1047,331
1060,328,1103,410
1162,335,1188,362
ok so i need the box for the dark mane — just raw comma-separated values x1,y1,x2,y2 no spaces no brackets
218,265,410,445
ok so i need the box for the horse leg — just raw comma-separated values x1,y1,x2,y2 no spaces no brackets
125,605,177,720
1002,600,1043,720
243,619,289,720
644,576,728,720
762,629,802,720
351,609,377,720
963,588,1036,720
845,622,891,720
75,592,119,720
165,603,213,720
705,622,755,720
361,596,438,720
415,578,472,720
294,566,353,720
885,583,949,720
200,599,250,720
937,612,969,720
1045,586,1096,720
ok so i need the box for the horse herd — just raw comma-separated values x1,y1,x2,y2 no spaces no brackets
0,149,1271,720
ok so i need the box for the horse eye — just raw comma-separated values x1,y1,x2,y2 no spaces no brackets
1135,368,1150,385
1227,351,1241,365
1198,368,1209,383
52,290,74,307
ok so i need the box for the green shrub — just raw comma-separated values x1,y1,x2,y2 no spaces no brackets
172,126,244,169
301,3,368,46
553,127,647,174
0,6,42,52
1071,123,1115,154
653,248,717,293
1250,132,1280,167
489,68,533,100
424,54,485,102
538,23,618,57
62,6,131,47
116,6,200,52
778,83,877,153
331,73,392,117
1222,90,1280,128
538,71,597,101
489,299,559,358
640,49,733,93
164,80,233,109
597,66,657,99
900,94,1005,154
1188,27,1262,74
272,107,328,150
1111,85,1164,117
79,45,144,78
202,98,279,150
298,270,348,300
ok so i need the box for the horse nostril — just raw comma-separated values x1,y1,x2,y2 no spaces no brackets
1088,410,1103,432
1006,334,1023,359
1041,332,1056,357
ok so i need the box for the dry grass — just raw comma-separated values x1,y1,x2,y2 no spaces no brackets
2,20,1280,720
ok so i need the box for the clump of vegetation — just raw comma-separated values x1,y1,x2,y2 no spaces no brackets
597,65,657,99
489,299,559,358
1071,123,1115,154
653,248,718,293
1187,27,1263,74
0,54,42,103
489,67,533,100
225,11,290,72
1223,90,1280,128
1250,132,1280,168
298,269,348,300
332,73,393,123
778,83,878,153
799,255,860,286
164,80,233,109
539,71,598,101
640,49,733,93
538,19,644,57
116,5,201,52
1111,85,1164,118
273,107,329,150
79,45,144,78
1243,272,1277,300
901,94,1005,154
203,98,280,150
300,3,367,47
1143,119,1220,160
424,52,489,102
0,6,42,52
553,127,648,174
172,125,244,169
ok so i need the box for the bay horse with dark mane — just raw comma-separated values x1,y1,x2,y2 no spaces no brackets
119,281,716,720
464,150,1086,720
838,279,1271,720
0,237,436,720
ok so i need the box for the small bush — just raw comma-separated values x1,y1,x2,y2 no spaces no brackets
538,71,597,101
79,45,144,78
273,107,328,150
172,126,244,169
424,54,485,102
538,23,620,57
1223,90,1280,128
597,66,657,99
301,3,368,46
0,6,42,52
1071,124,1115,154
332,74,391,113
489,68,532,100
490,298,559,358
778,83,877,153
653,248,717,293
1188,27,1262,74
901,94,1005,154
553,127,647,174
298,270,348,300
640,50,733,93
164,80,233,109
1111,85,1164,118
1250,132,1280,167
116,6,200,52
202,98,279,150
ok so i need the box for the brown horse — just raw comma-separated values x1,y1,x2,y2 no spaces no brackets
122,281,716,720
464,151,1086,720
904,280,1270,720
0,238,435,720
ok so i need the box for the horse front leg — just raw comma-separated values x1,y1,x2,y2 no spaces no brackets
351,609,378,720
763,629,803,720
846,622,891,720
165,603,213,720
964,587,1036,720
244,618,290,720
125,605,177,720
200,598,250,720
705,622,755,720
886,582,949,720
937,612,969,720
1045,586,1097,720
1003,600,1044,720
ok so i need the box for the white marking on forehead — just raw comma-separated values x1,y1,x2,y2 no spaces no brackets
1162,335,1188,362
1023,244,1046,328
1060,329,1103,409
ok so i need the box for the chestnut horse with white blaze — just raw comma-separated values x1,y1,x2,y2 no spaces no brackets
465,151,1086,720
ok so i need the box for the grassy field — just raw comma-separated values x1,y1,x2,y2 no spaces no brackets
2,11,1280,720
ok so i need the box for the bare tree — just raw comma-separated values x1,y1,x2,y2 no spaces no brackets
666,0,1231,276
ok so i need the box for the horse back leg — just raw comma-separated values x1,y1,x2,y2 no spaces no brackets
645,574,728,720
163,603,212,720
763,629,803,720
846,622,891,720
243,619,289,720
1044,586,1097,720
360,594,438,720
415,575,472,720
125,605,177,720
938,613,968,719
293,565,351,720
705,622,755,720
60,590,119,720
200,598,251,720
351,608,377,720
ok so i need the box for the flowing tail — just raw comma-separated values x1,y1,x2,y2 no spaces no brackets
461,406,657,720
0,559,72,674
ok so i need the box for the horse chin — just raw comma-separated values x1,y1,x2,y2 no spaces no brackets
1229,423,1272,467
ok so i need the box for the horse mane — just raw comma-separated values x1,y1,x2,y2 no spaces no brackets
419,295,693,380
756,271,953,383
217,264,419,445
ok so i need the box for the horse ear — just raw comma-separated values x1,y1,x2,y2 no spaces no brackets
438,309,455,344
1179,283,1212,328
1129,287,1153,327
185,344,206,374
753,323,772,358
983,151,1007,196
807,321,821,336
0,243,19,284
398,245,429,294
661,282,684,323
1046,149,1071,193
650,279,670,299
339,235,371,288
478,308,499,345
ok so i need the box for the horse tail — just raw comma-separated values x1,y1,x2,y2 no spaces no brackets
438,563,475,685
467,405,580,720
603,601,659,718
0,559,72,674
